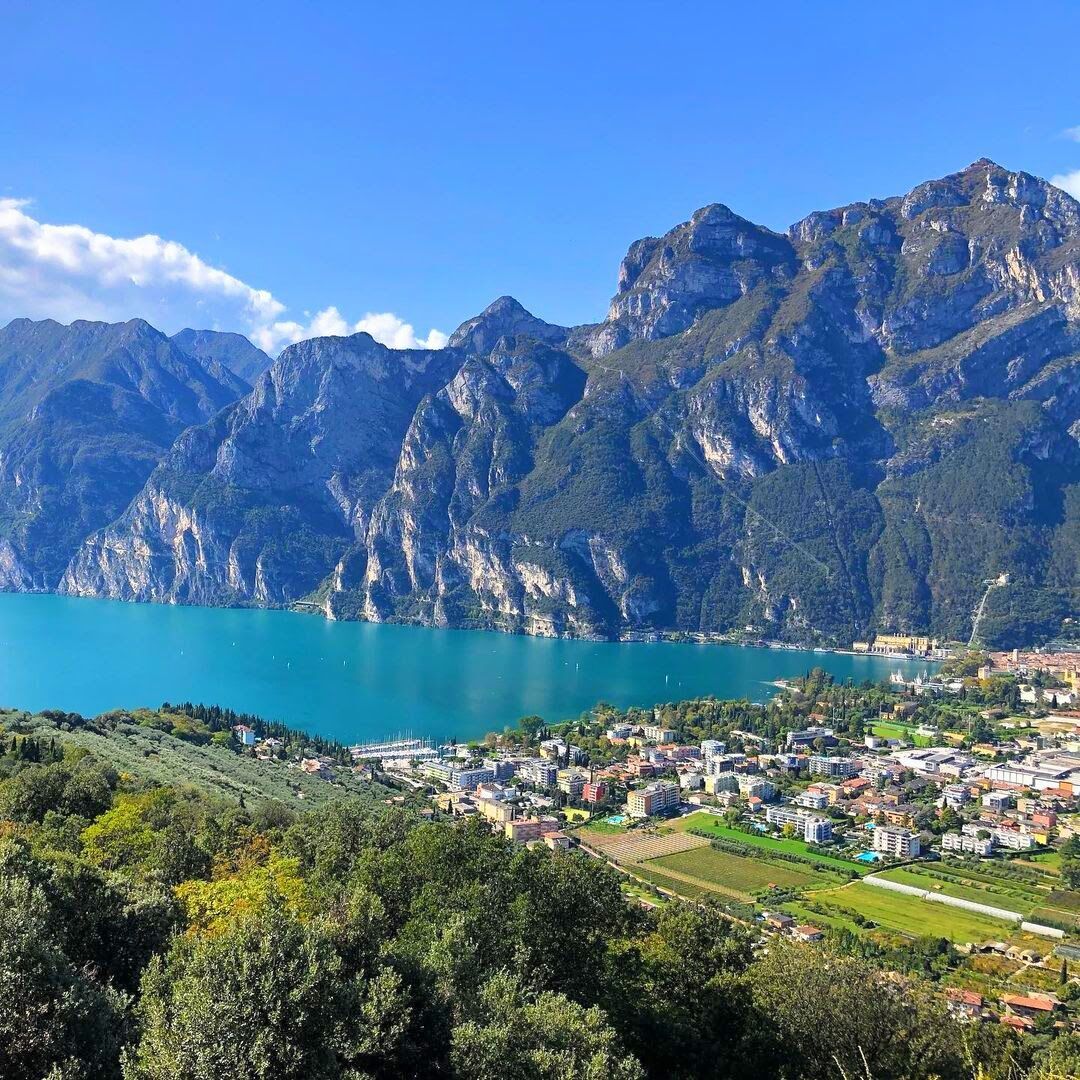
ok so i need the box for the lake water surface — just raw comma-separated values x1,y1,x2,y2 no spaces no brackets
0,594,934,743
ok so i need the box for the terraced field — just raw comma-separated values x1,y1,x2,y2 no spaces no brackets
578,826,709,863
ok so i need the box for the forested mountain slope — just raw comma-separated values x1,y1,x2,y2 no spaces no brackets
9,160,1080,646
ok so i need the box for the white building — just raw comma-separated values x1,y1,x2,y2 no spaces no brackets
737,776,775,801
704,773,739,795
765,804,832,843
808,755,859,779
942,831,993,856
644,725,677,744
873,826,921,859
233,724,256,747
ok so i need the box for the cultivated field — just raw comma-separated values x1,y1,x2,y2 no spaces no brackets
668,812,868,874
811,881,1019,942
876,867,1035,916
578,826,710,863
649,846,819,899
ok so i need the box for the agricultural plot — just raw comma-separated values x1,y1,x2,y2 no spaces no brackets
579,826,709,864
669,812,867,875
930,860,1080,931
876,867,1035,916
812,881,1020,943
581,818,841,904
649,846,819,900
631,864,715,901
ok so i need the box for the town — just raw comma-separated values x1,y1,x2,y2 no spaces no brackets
228,645,1080,1038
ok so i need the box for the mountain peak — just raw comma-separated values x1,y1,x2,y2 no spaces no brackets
448,296,568,354
170,327,273,383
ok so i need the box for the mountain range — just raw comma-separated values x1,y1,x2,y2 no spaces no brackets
2,159,1078,647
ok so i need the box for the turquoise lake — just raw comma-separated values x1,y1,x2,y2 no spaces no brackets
0,593,934,743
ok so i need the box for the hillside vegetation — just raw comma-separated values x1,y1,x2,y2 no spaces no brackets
3,723,1075,1080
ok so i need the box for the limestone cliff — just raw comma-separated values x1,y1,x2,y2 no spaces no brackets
41,161,1080,645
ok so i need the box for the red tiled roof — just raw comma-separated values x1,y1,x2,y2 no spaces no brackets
1001,994,1055,1011
946,989,982,1007
1000,1015,1034,1030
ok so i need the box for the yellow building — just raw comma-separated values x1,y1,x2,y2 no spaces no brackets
870,633,935,656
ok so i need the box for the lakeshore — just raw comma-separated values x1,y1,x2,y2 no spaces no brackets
0,592,934,743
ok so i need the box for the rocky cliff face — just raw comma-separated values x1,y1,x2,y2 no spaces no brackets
0,318,250,588
41,161,1080,645
62,333,460,606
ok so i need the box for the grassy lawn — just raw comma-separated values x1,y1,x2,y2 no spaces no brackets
875,867,1035,915
871,721,932,747
813,882,1018,942
1017,851,1061,875
670,812,867,874
647,846,820,900
580,819,626,835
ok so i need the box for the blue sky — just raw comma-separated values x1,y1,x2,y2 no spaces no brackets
3,0,1080,351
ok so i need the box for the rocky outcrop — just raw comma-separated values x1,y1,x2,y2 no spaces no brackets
30,161,1080,645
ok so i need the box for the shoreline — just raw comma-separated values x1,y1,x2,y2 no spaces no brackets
6,584,954,660
0,591,946,745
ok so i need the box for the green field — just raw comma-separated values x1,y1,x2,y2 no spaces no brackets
871,721,932,747
630,864,714,901
647,846,820,900
876,867,1035,915
670,812,867,874
1045,889,1080,913
1020,851,1061,873
813,882,1018,942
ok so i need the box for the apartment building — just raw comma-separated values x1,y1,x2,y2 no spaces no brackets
737,776,775,801
808,755,859,779
557,769,588,797
873,826,921,858
765,804,833,843
644,725,677,744
627,780,680,819
582,781,607,804
519,759,559,787
942,831,994,856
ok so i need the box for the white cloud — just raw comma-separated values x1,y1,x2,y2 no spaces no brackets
1063,126,1080,142
1050,169,1080,200
255,306,449,353
0,197,446,354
